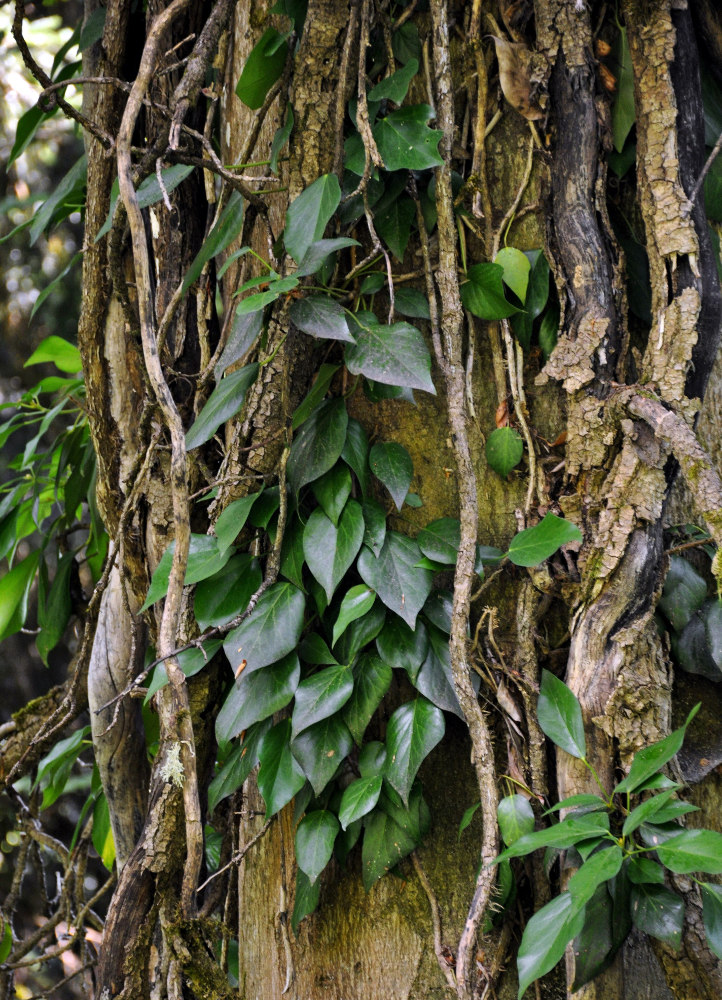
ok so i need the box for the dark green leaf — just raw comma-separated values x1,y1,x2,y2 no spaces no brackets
333,585,376,646
537,669,586,759
614,705,700,794
145,638,222,702
258,719,307,816
376,616,429,675
507,513,582,568
213,491,262,556
79,6,106,49
36,553,73,665
96,164,194,241
303,501,364,602
141,535,232,611
658,556,708,632
297,237,359,278
497,795,535,847
358,531,433,628
459,802,481,840
249,487,280,528
25,336,82,373
460,262,520,320
291,364,340,431
209,721,271,812
417,518,460,565
369,441,413,510
285,173,341,264
270,104,294,173
182,191,244,293
568,847,623,907
392,21,422,65
223,582,305,674
539,303,560,359
298,633,339,665
611,27,635,153
671,606,722,681
373,108,443,171
30,155,87,246
290,296,354,342
333,601,386,664
291,869,321,933
630,884,683,948
375,196,415,261
621,789,679,837
362,808,417,890
186,364,259,450
368,58,418,103
287,398,348,496
628,859,666,885
312,464,352,525
295,810,339,883
342,417,370,496
359,741,387,777
292,664,354,738
511,251,550,349
215,310,263,377
342,651,392,745
517,892,586,999
543,794,609,815
216,653,300,743
236,28,287,109
570,885,616,990
291,715,353,796
385,698,444,806
280,515,306,590
656,829,722,874
486,427,524,478
421,591,453,634
415,626,466,716
339,775,383,830
394,288,431,319
701,883,722,960
345,316,435,394
494,812,611,863
194,553,262,629
362,497,386,555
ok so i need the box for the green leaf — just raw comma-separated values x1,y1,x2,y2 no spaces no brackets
216,310,263,377
486,427,524,478
656,829,722,874
342,651,392,745
611,27,635,153
35,726,91,808
141,535,231,611
145,638,222,702
394,288,431,320
291,364,340,431
285,173,341,265
79,5,107,49
30,154,87,246
333,601,386,664
92,793,116,871
614,704,700,794
537,669,586,759
359,742,387,777
345,316,435,394
362,808,417,890
343,419,370,496
186,364,259,450
628,858,666,885
517,892,586,999
333,585,376,646
459,802,481,840
376,616,429,675
392,20,422,64
362,497,386,555
236,27,287,109
290,296,354,342
494,812,611,864
291,869,321,933
701,883,722,960
235,276,298,315
296,810,339,883
216,652,300,743
543,793,610,815
303,501,364,603
182,191,244,294
569,885,616,990
460,262,521,320
369,442,413,511
375,196,415,261
280,515,306,590
630,884,684,949
539,304,559,359
270,104,294,173
417,518,460,565
368,58,419,103
358,531,433,628
287,398,348,496
223,582,305,674
296,237,359,278
658,556,708,632
292,664,354,738
96,164,194,241
385,698,445,807
507,512,582,568
0,551,41,641
25,336,82,374
494,247,531,302
213,491,262,556
373,107,443,171
568,847,623,907
497,795,535,847
0,920,11,965
291,715,353,796
194,553,262,629
258,719,307,816
621,788,679,837
312,464,352,526
208,721,271,812
36,552,74,665
299,633,339,665
511,251,550,350
339,775,383,830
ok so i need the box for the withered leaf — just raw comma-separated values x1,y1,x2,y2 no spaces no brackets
489,35,544,121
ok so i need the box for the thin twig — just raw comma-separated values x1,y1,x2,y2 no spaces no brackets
688,127,722,208
196,818,273,892
411,851,457,992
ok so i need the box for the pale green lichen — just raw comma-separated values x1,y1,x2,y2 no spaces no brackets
160,743,185,789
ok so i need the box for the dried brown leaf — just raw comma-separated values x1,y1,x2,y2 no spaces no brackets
489,35,544,121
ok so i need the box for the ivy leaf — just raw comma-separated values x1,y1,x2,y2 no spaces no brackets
358,531,433,628
507,512,582,568
517,893,586,999
368,58,419,103
215,310,263,377
216,652,300,743
291,664,354,738
236,27,287,109
342,651,392,745
345,316,435,394
141,535,232,612
287,398,348,496
332,585,376,646
208,721,271,812
486,427,524,478
537,669,586,759
291,715,353,796
342,419,370,496
186,364,259,451
415,625,465,717
223,582,305,675
193,553,262,629
460,262,521,320
258,719,307,817
369,442,413,510
296,237,359,278
614,705,699,795
658,556,708,632
417,518,460,565
333,602,386,664
362,498,386,556
375,616,427,681
494,246,531,302
339,775,383,830
285,173,341,265
375,196,415,261
539,304,560,359
612,27,635,153
291,364,340,431
373,107,443,171
291,869,321,933
385,698,445,806
96,164,194,241
701,883,722,960
182,190,244,293
359,742,387,777
280,515,306,590
630,884,684,949
656,830,722,874
298,633,339,665
362,808,417,890
312,464,352,525
295,810,339,884
213,491,262,556
303,501,364,603
145,639,222,702
497,795,535,847
290,296,355,343
395,288,431,319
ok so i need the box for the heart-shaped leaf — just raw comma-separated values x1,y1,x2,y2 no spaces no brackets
142,535,232,612
208,720,271,811
287,398,348,497
303,501,364,602
417,518,460,565
223,582,305,675
216,652,300,743
291,715,353,796
346,316,435,394
358,531,433,628
362,808,417,890
373,107,443,171
339,775,383,830
213,491,262,555
368,58,418,103
497,794,535,847
236,27,287,109
193,553,262,629
186,364,259,451
507,513,582,567
295,810,339,883
342,651,392,745
312,464,352,525
494,246,531,302
376,617,429,677
285,173,341,265
332,585,376,646
342,418,370,496
291,664,354,738
630,884,684,948
362,498,386,555
290,296,355,342
385,698,445,806
257,719,307,816
460,262,521,320
537,669,586,759
486,427,523,478
369,441,413,510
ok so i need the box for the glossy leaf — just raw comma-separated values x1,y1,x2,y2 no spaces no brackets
145,638,223,702
342,418,370,496
494,246,530,302
194,553,262,629
285,173,341,265
290,296,354,342
375,196,415,260
213,491,262,556
630,884,684,949
236,276,298,315
258,719,307,816
486,427,524,478
223,582,305,675
280,515,306,590
612,27,635,153
537,669,586,759
291,869,321,933
182,190,244,293
517,892,586,999
92,794,115,871
417,518,460,565
236,27,287,109
25,336,82,373
511,251,550,350
369,441,413,510
216,652,300,743
333,586,376,646
373,107,443,171
415,625,465,717
36,552,74,665
614,705,699,794
339,775,383,830
291,715,353,796
570,885,616,990
287,398,348,496
376,617,429,676
141,535,231,611
494,812,610,864
628,859,666,885
359,742,387,777
507,512,582,568
312,464,352,525
292,664,354,738
362,808,417,890
295,810,339,883
656,829,722,874
333,601,386,664
342,651,392,745
460,262,520,320
395,288,431,319
345,316,435,394
362,497,386,555
568,847,623,907
621,789,679,837
298,633,339,665
358,531,433,629
497,795,535,847
701,883,722,960
186,364,259,450
296,237,359,278
216,310,263,377
385,698,445,806
208,721,271,812
303,501,364,602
